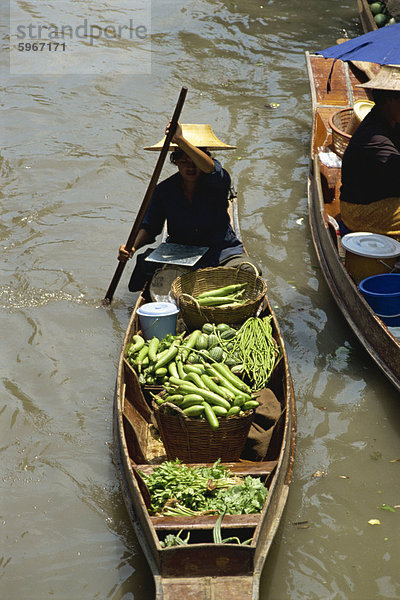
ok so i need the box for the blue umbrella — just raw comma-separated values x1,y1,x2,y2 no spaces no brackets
316,23,400,66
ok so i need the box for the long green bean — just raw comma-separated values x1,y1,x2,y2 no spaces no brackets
228,316,280,390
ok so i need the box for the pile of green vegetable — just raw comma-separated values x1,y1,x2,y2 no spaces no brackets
126,316,280,429
194,283,248,307
126,330,198,386
141,459,268,516
228,316,280,390
160,512,253,546
153,356,259,430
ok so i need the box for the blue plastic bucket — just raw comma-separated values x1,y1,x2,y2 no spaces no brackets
136,302,179,340
359,273,400,326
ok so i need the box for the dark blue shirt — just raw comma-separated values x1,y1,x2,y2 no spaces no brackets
142,159,243,266
341,106,400,205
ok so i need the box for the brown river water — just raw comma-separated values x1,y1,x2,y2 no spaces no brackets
1,1,400,599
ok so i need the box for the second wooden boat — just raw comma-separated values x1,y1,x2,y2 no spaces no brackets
357,0,378,32
306,51,400,392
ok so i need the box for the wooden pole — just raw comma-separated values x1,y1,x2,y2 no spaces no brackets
103,86,188,304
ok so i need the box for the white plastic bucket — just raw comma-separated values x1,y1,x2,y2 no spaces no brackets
136,302,179,340
341,232,400,284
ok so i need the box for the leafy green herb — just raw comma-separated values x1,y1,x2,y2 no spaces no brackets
140,460,268,516
160,529,190,547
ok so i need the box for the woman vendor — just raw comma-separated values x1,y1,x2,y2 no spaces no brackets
340,65,400,241
118,122,260,294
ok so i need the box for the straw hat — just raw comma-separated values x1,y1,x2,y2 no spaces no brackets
357,65,400,91
144,123,237,151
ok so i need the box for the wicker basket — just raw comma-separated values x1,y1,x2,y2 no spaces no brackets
170,265,266,330
153,402,255,463
329,108,354,158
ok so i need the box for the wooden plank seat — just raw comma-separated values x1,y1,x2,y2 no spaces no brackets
136,460,278,477
151,512,261,531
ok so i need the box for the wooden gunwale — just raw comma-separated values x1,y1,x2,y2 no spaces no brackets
305,51,400,392
113,197,296,598
357,0,378,32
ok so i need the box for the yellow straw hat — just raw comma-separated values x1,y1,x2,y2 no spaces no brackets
144,123,237,151
356,65,400,92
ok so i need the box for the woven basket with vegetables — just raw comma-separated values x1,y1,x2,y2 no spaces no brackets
170,265,266,329
153,401,255,463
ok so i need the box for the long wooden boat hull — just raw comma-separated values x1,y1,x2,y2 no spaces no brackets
114,290,295,598
113,208,296,597
357,0,378,32
306,52,400,392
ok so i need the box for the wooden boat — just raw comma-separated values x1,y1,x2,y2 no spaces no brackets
113,197,296,599
357,0,378,32
306,51,400,392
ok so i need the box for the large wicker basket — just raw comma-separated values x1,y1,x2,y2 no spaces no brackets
170,265,266,329
153,402,255,463
329,108,354,158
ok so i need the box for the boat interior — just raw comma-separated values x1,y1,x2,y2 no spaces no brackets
306,53,372,232
118,291,292,548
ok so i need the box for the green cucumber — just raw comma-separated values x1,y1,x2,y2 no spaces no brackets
128,334,145,355
212,362,251,393
243,400,260,411
181,394,206,409
183,405,205,417
168,362,179,378
183,372,208,389
164,394,185,403
200,374,233,401
211,405,228,417
181,329,201,361
227,405,241,416
205,364,244,397
233,395,245,407
148,337,160,363
190,387,231,410
183,364,205,375
154,367,168,377
197,296,241,307
152,344,179,371
197,283,246,299
135,345,149,371
203,401,219,430
168,376,197,389
176,358,186,379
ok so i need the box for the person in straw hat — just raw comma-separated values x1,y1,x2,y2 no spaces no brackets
118,121,260,296
340,65,400,241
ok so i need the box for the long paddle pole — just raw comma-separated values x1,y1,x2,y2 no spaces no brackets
103,86,188,304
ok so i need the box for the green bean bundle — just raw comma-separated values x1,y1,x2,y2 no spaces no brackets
229,316,280,390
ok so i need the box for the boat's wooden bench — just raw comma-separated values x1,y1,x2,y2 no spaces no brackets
150,512,260,530
136,460,278,477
